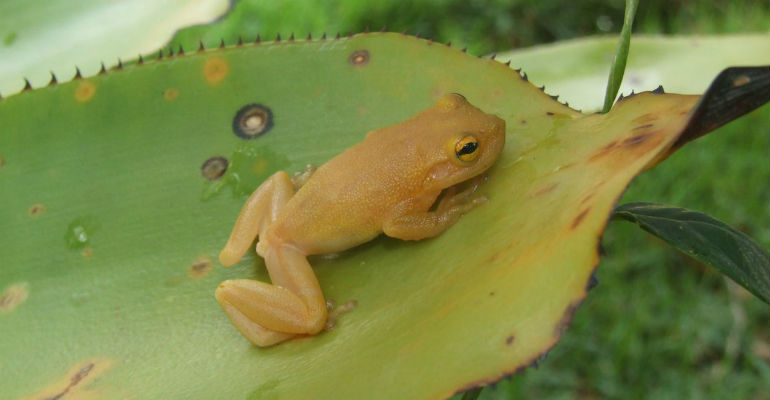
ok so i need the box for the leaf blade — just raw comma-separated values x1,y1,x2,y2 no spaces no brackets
614,202,770,303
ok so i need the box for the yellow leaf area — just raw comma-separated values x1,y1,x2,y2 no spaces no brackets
303,93,697,400
0,33,698,399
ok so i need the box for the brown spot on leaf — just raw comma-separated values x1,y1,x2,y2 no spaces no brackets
570,208,590,230
28,203,45,217
580,192,594,205
18,359,113,400
531,182,558,197
633,123,654,131
546,112,555,116
0,155,5,168
520,119,527,125
0,283,28,312
163,88,179,101
74,81,95,102
81,247,93,258
622,132,651,147
633,112,658,124
553,301,582,338
506,335,515,346
188,257,213,279
203,57,229,84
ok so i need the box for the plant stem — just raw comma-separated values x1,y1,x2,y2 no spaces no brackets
602,0,639,113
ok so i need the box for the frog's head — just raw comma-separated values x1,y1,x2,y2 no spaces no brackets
420,93,506,190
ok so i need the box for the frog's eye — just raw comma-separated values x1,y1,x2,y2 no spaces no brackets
454,135,479,162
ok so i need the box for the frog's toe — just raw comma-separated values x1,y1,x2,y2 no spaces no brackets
216,282,296,347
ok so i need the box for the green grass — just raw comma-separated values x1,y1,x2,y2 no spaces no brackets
171,0,770,397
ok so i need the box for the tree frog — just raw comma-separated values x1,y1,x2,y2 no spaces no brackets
216,93,506,346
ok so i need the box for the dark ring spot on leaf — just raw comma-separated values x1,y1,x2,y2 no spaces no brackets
232,104,273,139
349,49,370,66
201,156,229,180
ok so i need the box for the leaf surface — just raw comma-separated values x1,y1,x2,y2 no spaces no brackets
0,33,700,399
614,203,770,303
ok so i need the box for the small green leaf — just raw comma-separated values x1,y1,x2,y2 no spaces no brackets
613,202,770,303
602,0,638,113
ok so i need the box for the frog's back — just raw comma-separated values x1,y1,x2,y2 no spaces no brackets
273,130,434,254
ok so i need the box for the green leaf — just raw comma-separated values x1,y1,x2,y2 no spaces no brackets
602,0,639,113
0,33,729,399
497,34,770,111
0,0,230,95
613,202,770,303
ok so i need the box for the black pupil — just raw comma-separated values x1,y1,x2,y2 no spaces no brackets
458,141,478,156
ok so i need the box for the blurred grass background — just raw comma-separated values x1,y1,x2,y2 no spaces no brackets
181,0,770,398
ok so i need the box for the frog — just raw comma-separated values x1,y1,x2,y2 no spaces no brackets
216,93,506,347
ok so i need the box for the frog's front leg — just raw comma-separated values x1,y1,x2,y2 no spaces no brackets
383,177,487,241
219,171,295,267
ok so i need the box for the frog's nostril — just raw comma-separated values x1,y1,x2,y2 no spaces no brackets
232,104,273,139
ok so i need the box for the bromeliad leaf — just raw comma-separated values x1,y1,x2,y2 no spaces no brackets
0,33,758,399
614,202,770,303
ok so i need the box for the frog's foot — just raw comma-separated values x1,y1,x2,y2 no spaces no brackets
215,243,327,346
217,292,297,347
291,164,317,190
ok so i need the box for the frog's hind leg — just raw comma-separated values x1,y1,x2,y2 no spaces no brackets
216,242,327,345
219,171,294,267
